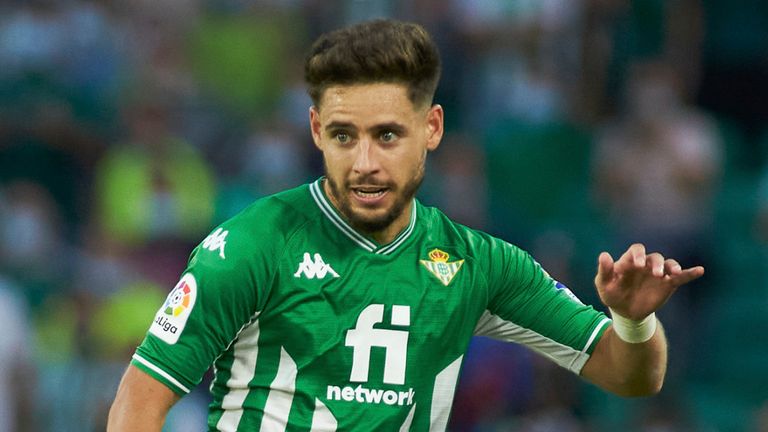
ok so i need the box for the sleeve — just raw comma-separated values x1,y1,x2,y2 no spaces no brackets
131,216,277,395
474,238,610,374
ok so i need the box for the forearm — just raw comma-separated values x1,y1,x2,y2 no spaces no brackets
581,320,668,397
107,365,179,432
607,322,666,395
107,395,168,432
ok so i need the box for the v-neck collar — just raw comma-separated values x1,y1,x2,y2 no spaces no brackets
309,178,417,255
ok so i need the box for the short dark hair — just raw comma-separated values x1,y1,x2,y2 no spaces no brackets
304,19,441,109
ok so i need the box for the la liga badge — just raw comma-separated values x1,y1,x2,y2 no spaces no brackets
150,273,197,344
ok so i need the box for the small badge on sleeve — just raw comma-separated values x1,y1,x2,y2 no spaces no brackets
149,273,197,344
554,280,584,305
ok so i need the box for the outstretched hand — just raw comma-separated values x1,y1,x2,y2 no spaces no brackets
595,243,705,321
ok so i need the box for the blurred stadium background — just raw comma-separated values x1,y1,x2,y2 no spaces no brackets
0,0,767,430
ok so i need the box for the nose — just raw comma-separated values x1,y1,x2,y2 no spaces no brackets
352,139,380,175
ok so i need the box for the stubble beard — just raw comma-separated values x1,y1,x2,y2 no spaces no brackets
324,163,424,235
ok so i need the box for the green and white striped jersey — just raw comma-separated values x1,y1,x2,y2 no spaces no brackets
132,178,610,431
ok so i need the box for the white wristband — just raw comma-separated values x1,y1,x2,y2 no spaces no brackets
609,309,657,344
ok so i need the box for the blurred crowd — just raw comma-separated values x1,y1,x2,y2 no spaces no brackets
1,0,767,431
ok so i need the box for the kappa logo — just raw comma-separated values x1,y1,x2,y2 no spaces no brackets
294,252,340,279
420,249,464,286
202,227,228,259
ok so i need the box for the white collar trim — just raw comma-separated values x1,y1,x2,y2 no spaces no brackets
309,179,417,255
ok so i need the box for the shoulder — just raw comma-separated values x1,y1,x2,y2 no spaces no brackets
191,182,318,267
232,183,316,231
418,202,523,260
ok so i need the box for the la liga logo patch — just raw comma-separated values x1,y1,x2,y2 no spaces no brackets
164,279,193,316
150,273,197,344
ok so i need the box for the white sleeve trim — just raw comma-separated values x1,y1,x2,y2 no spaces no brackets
569,317,611,370
132,353,191,394
474,310,608,374
582,317,611,353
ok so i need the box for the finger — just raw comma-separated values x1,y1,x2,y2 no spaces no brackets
596,252,615,284
630,243,647,267
664,259,682,276
646,253,665,277
669,266,705,286
615,243,646,273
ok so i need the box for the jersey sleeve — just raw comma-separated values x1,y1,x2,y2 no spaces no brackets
131,212,279,395
475,238,610,374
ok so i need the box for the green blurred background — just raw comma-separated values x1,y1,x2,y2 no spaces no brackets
0,0,766,431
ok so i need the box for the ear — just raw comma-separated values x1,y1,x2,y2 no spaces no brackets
309,106,324,151
425,104,444,152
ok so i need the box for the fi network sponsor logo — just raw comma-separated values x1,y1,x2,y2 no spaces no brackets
326,385,415,406
327,304,415,406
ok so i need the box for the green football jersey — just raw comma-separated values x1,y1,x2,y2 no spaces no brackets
132,178,610,431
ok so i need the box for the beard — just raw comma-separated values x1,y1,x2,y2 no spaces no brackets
324,162,424,235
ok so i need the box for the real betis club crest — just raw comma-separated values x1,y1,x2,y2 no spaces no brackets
420,249,464,286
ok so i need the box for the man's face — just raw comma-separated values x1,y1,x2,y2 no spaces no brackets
310,83,443,236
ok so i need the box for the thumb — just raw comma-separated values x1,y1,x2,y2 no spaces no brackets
596,252,615,285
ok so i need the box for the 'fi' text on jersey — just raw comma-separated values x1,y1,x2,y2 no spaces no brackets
327,304,415,407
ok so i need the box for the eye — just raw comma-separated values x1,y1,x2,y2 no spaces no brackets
380,131,398,143
334,132,351,144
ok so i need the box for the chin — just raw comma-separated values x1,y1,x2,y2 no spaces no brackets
348,208,396,233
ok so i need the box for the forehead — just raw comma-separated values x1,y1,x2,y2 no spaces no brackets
317,83,420,125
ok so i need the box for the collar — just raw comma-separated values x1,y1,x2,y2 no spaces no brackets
309,178,417,255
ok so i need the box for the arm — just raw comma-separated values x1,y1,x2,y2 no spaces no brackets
107,365,181,432
581,320,667,396
581,243,703,397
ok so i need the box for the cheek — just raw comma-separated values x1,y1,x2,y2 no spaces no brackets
323,149,351,173
389,147,425,178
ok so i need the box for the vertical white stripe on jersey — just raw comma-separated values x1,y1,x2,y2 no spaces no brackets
310,398,337,431
430,356,463,431
216,320,262,431
399,403,416,432
259,347,297,432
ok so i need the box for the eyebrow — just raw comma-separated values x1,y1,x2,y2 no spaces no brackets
324,121,407,136
325,121,355,131
372,122,407,136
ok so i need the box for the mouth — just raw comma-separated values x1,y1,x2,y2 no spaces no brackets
350,185,390,203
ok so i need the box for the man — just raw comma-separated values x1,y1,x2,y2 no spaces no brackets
108,19,704,431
